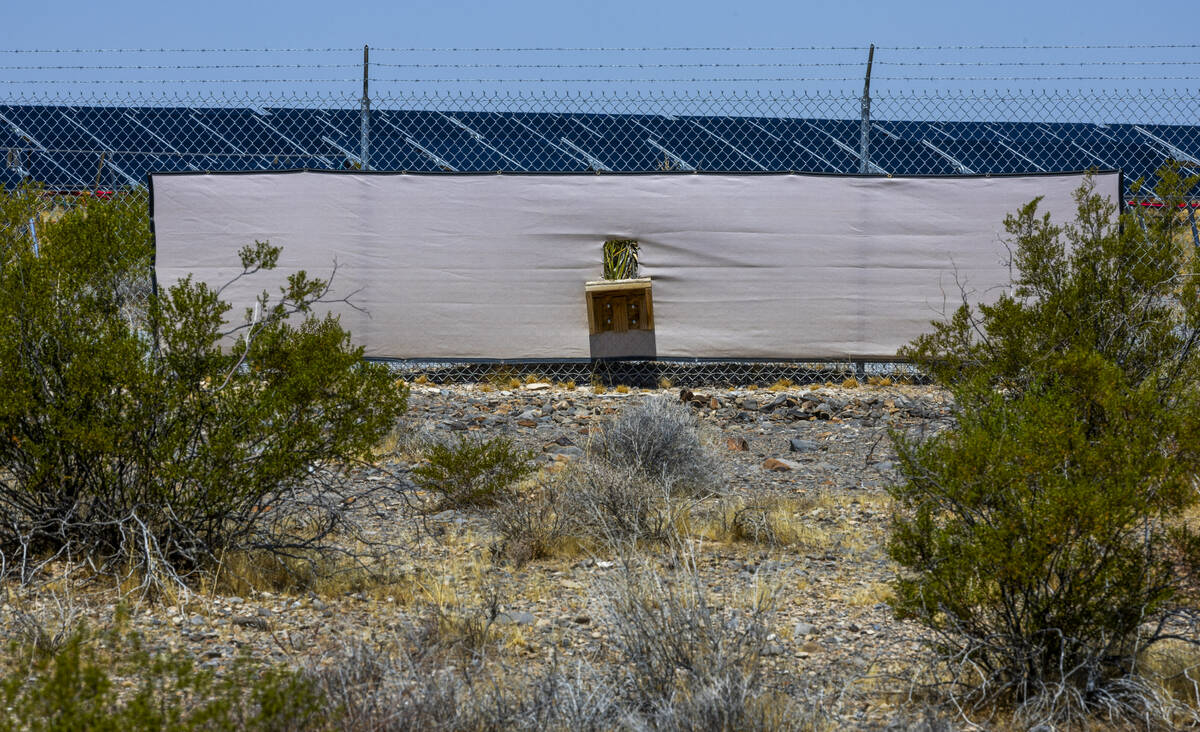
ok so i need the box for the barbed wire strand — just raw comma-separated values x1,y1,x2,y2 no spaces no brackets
6,76,1198,85
2,44,1197,53
4,60,1200,73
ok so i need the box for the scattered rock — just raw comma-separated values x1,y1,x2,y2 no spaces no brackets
499,611,536,626
794,621,817,637
726,436,749,451
788,438,819,452
232,615,269,630
762,458,798,472
525,382,552,391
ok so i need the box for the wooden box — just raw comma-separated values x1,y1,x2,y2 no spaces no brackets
585,278,654,335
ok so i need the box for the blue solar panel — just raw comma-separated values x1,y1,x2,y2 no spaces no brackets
867,137,958,175
3,104,1199,197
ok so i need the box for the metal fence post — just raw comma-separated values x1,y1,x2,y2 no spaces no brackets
859,44,874,175
360,44,370,171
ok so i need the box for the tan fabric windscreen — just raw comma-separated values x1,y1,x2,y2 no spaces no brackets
151,171,1118,360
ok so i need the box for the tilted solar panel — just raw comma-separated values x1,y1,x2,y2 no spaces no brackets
2,105,1198,197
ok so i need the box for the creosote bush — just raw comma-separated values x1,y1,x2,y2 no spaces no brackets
0,184,408,584
889,168,1200,725
412,434,536,508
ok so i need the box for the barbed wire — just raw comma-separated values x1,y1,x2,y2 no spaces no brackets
0,48,360,54
877,44,1200,50
6,76,1199,85
4,44,1197,53
877,60,1200,67
3,60,1197,73
0,78,362,84
0,63,360,71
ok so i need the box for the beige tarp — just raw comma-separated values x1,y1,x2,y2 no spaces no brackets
151,170,1118,359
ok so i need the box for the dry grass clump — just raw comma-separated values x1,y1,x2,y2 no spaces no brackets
308,637,622,732
301,541,825,731
490,461,693,561
841,377,859,388
599,544,810,730
488,483,575,565
490,397,725,561
711,497,824,548
208,543,414,600
561,461,690,545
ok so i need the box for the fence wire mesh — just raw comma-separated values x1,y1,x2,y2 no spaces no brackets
3,47,1198,382
3,88,1198,197
379,359,923,388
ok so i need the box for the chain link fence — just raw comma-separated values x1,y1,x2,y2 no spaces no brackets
3,47,1198,383
3,88,1198,197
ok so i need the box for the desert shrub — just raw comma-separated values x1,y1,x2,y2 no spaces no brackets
593,394,721,495
720,497,815,547
490,460,686,556
889,169,1200,723
412,434,535,507
0,184,408,584
308,638,622,732
564,460,689,544
601,545,786,730
489,483,571,565
0,620,326,731
903,167,1200,394
490,458,697,562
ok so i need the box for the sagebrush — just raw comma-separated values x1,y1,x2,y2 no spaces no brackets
593,394,721,495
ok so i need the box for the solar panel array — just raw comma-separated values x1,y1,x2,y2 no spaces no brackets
3,104,1199,198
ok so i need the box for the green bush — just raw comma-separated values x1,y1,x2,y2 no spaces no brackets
888,168,1200,718
0,620,326,731
412,434,535,507
0,184,408,580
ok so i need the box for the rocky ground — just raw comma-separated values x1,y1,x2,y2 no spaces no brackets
2,379,959,729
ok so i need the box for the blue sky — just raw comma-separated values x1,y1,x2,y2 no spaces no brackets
4,0,1197,105
6,0,1199,49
